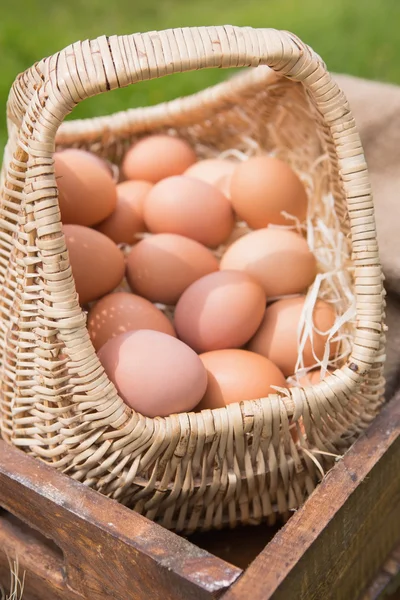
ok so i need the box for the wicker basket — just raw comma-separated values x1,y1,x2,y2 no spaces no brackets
0,26,385,533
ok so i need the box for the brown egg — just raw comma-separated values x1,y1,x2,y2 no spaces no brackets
197,349,287,410
96,180,152,244
55,149,117,226
220,228,317,297
126,233,219,305
63,225,125,305
98,330,208,417
117,180,152,225
96,198,140,244
230,156,308,228
87,292,176,351
143,176,234,248
216,174,232,198
248,297,337,376
184,159,236,186
122,135,197,182
84,152,115,176
174,270,266,353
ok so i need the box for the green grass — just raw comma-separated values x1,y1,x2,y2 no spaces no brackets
1,0,400,151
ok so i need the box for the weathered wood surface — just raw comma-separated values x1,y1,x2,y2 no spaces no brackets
0,511,69,600
360,542,400,599
1,395,399,600
223,394,400,600
0,442,241,600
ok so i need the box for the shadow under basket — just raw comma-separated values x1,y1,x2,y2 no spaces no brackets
0,26,386,533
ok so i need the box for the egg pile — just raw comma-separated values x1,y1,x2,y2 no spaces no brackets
56,134,338,419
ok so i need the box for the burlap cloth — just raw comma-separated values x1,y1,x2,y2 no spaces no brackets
334,75,400,398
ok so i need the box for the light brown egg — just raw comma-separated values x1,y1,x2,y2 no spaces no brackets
87,292,176,351
96,198,140,244
63,225,125,305
117,180,153,226
84,152,115,176
196,349,287,410
122,135,197,182
96,180,152,244
174,270,266,353
98,330,208,417
184,159,236,186
55,149,117,226
230,155,308,228
248,297,338,376
126,233,219,305
220,228,317,297
216,174,232,198
143,176,234,248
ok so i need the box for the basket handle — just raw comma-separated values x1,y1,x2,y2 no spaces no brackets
1,26,384,432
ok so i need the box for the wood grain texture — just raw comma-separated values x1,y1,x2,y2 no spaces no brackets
223,394,400,600
0,511,73,600
360,542,400,600
1,397,399,600
0,443,241,600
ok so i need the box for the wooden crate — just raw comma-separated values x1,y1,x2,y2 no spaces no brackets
0,394,399,600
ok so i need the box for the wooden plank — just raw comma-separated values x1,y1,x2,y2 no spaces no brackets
1,398,399,600
0,510,75,600
360,542,400,600
0,442,241,600
223,394,400,600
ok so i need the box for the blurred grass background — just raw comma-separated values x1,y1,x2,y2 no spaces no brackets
1,0,400,150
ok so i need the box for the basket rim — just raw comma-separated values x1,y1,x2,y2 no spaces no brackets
1,25,385,437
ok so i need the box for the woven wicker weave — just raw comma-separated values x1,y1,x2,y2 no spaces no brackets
0,26,385,533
